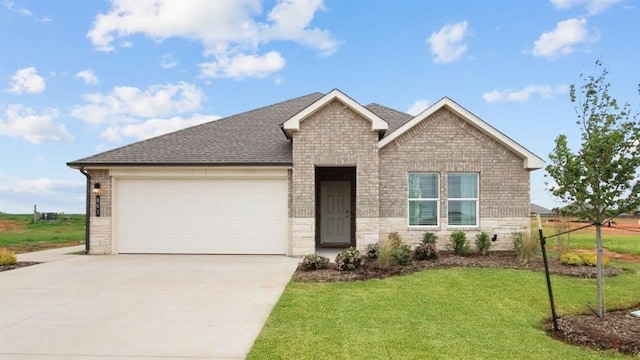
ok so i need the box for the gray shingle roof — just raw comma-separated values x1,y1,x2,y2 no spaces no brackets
67,92,415,168
68,92,325,167
365,103,412,136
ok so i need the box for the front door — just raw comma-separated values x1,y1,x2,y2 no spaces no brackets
320,181,351,245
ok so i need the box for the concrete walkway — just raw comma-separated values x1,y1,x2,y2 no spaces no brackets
16,245,85,263
1,251,299,359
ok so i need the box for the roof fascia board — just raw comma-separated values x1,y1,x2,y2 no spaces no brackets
378,97,545,170
67,163,293,170
282,89,388,137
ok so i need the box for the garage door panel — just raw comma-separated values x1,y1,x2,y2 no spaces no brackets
115,178,288,254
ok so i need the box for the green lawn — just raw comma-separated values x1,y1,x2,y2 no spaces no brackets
0,213,85,253
546,233,640,255
248,264,640,359
538,219,640,255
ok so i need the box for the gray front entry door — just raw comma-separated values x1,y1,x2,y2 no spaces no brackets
320,181,351,245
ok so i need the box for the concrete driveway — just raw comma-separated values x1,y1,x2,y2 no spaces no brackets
0,252,299,359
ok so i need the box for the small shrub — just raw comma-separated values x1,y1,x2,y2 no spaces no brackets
414,242,438,261
475,231,491,256
578,252,610,267
391,245,412,266
388,232,402,247
366,243,380,260
300,253,330,271
335,247,363,271
450,230,469,256
560,252,583,266
422,232,438,244
512,231,539,265
0,248,17,266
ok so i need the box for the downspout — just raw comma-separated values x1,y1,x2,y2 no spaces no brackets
79,167,91,254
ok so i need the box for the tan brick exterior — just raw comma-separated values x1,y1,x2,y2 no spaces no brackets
87,169,112,254
86,100,534,256
379,108,531,249
290,100,380,255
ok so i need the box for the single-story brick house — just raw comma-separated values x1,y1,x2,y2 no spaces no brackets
68,89,544,256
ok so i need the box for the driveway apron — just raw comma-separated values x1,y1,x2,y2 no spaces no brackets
0,254,299,359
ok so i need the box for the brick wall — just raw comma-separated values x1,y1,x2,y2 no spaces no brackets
291,100,380,255
87,169,112,254
379,108,531,248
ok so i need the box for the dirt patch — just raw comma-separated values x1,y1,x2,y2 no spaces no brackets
552,307,640,355
294,251,638,355
0,261,40,272
0,220,24,232
292,251,624,283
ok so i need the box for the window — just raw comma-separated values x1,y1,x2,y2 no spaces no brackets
408,173,439,226
447,173,478,226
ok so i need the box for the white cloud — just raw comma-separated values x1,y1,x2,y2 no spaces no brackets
406,99,431,116
0,105,74,144
427,21,470,64
3,0,51,21
0,178,81,195
75,69,99,85
550,0,621,14
482,84,569,103
86,0,337,79
200,51,285,79
160,54,178,69
100,114,220,142
3,0,31,16
532,18,595,59
7,67,46,94
71,82,204,125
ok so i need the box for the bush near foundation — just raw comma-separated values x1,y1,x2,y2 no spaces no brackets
300,253,330,271
450,230,469,256
336,247,363,271
391,245,412,266
475,231,491,256
366,243,379,260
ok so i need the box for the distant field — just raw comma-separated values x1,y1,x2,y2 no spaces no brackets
535,217,640,255
0,213,85,253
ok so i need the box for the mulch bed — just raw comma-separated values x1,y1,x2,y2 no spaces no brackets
294,251,639,355
292,251,623,282
552,308,640,355
0,262,41,272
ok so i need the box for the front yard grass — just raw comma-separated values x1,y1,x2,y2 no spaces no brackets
0,214,85,253
248,265,640,359
547,233,640,255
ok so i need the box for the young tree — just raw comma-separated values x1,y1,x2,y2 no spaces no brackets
546,61,640,317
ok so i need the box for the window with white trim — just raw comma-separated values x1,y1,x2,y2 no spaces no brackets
408,173,439,226
447,173,479,226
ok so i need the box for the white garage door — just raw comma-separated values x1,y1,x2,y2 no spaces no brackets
114,177,288,254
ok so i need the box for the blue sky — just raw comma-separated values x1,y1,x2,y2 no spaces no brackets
0,0,638,213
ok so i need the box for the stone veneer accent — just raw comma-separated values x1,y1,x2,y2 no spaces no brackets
87,169,112,254
290,100,381,256
379,108,531,245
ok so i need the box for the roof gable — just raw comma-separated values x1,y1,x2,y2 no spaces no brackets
282,89,388,138
378,97,545,170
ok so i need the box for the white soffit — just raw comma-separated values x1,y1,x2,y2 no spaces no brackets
378,97,545,170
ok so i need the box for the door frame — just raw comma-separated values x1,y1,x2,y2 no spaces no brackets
315,166,356,248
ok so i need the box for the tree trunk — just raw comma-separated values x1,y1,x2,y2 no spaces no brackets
596,223,605,317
